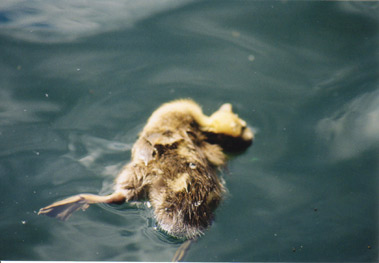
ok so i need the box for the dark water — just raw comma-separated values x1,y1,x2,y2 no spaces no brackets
0,0,378,261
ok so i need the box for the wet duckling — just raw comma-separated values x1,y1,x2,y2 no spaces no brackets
39,99,253,239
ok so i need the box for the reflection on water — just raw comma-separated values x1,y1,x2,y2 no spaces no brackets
317,89,379,160
0,89,60,126
0,0,378,261
0,0,191,43
66,133,132,175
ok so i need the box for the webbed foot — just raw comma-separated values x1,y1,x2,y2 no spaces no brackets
38,192,126,220
172,239,194,262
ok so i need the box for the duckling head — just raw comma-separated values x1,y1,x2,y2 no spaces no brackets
202,103,253,151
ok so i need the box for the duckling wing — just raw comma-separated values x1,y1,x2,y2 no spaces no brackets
133,132,184,166
132,138,156,166
146,131,184,146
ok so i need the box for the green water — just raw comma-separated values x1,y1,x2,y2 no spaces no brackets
0,1,378,261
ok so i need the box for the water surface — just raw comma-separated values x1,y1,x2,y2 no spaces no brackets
0,0,378,261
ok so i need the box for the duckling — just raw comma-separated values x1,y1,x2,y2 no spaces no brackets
39,99,253,239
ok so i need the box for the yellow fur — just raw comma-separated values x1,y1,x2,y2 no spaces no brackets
39,99,253,240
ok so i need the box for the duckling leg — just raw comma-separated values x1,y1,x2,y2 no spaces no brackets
38,191,126,221
172,239,194,262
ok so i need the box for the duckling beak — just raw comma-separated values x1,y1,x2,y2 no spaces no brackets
241,126,254,143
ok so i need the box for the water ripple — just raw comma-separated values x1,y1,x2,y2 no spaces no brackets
0,0,192,43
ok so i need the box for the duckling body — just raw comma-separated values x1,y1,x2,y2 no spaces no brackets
39,99,253,239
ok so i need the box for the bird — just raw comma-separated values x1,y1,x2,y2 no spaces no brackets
39,99,253,240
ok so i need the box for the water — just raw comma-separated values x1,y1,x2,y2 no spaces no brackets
0,0,378,261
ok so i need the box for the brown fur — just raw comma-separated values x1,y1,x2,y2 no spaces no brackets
39,99,253,239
